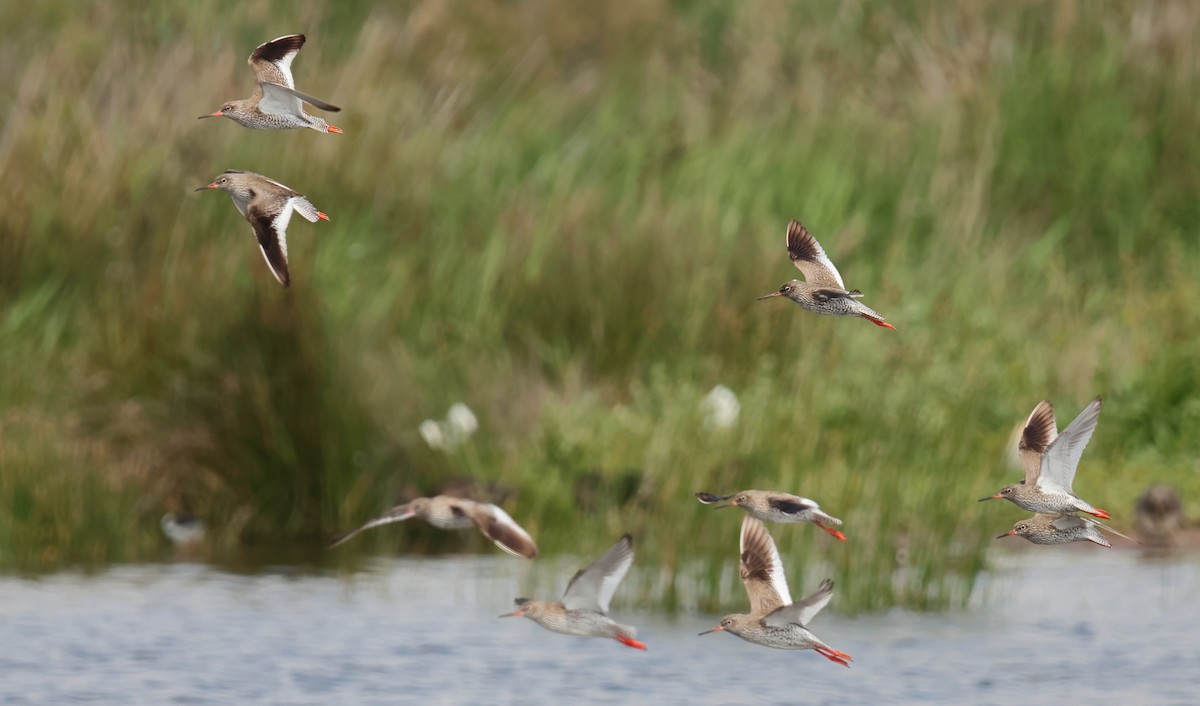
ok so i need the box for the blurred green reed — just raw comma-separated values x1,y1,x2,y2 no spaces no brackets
1,0,1199,611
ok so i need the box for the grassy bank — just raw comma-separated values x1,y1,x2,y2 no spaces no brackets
1,0,1198,611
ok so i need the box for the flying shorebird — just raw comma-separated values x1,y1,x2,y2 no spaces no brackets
757,220,894,330
997,512,1138,548
979,397,1110,519
1134,484,1184,549
700,515,852,666
199,34,342,133
695,490,847,542
500,534,646,650
196,170,329,287
329,495,537,558
161,512,206,546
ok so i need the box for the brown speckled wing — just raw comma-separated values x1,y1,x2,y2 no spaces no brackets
1018,400,1056,484
786,220,846,289
468,502,538,559
246,201,291,287
739,515,791,616
248,34,305,91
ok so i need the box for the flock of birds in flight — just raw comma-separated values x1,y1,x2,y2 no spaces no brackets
192,33,1133,665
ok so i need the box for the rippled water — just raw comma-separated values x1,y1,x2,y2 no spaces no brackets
1,549,1197,705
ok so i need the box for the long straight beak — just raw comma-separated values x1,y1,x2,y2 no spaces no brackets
757,292,782,300
197,112,222,119
995,531,1015,539
194,184,217,191
698,625,724,636
498,611,522,618
977,495,999,502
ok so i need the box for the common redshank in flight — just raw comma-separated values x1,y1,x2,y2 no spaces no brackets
1134,484,1184,549
161,512,206,547
330,495,537,558
696,490,847,542
758,220,894,330
196,170,329,288
199,34,342,134
700,515,852,666
500,534,646,650
980,397,1110,519
997,512,1137,548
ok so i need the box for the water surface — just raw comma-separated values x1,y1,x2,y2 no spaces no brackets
1,550,1196,705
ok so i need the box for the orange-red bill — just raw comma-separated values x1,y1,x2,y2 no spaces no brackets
818,524,848,542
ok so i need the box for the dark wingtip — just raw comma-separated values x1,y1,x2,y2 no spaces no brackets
785,219,815,258
513,597,529,606
254,34,307,63
695,492,728,504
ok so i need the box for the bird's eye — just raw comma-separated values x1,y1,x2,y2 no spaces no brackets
737,496,746,502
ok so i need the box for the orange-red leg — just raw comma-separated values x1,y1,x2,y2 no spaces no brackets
814,646,852,667
863,315,896,330
617,635,647,650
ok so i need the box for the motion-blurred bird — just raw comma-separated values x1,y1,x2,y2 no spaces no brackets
199,34,342,133
196,170,329,287
696,490,846,542
161,512,206,546
758,220,894,330
700,515,851,666
330,495,537,559
997,513,1137,548
500,534,645,650
1134,484,1184,549
979,398,1110,519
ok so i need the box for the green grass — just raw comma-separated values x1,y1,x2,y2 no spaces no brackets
2,0,1198,611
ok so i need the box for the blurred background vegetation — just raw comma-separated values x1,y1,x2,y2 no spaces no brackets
1,0,1197,611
